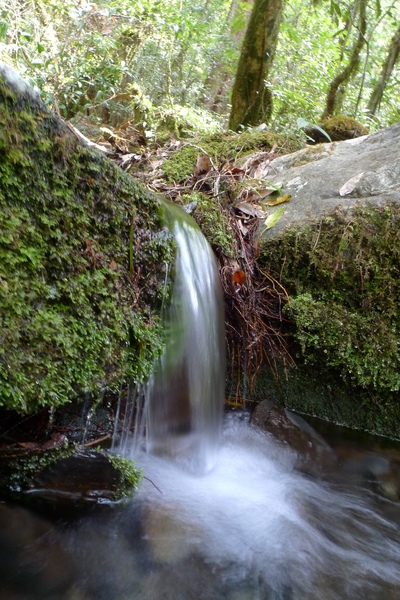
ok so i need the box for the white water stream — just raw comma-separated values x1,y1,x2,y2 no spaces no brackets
127,413,400,599
110,202,400,599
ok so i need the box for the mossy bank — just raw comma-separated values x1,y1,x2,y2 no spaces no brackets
0,65,175,413
258,203,400,438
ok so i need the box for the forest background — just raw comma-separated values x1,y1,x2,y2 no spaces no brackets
1,0,399,138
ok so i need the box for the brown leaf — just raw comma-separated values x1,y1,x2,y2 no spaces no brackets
256,188,277,199
253,161,271,179
109,260,118,270
194,154,212,176
232,270,246,285
231,167,245,175
237,220,249,235
236,201,260,217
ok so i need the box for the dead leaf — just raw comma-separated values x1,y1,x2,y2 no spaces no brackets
230,167,245,175
109,260,118,270
253,161,271,179
232,270,246,285
236,201,260,217
339,172,364,196
266,194,291,206
194,154,212,176
256,188,278,199
237,220,249,235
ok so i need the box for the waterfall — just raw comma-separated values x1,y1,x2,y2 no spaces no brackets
115,199,225,473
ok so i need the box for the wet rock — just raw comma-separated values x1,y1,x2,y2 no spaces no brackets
142,505,201,564
251,399,337,476
361,452,400,501
0,504,84,600
0,446,140,515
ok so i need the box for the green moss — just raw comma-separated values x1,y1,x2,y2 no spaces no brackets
305,115,369,143
0,73,175,413
259,203,400,436
5,443,76,493
108,453,142,499
181,192,236,257
162,131,302,183
321,115,369,140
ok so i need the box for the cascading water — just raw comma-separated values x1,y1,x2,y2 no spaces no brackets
4,202,400,600
103,201,400,600
145,200,225,472
115,199,225,473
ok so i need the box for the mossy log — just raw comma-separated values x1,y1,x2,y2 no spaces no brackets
0,64,174,413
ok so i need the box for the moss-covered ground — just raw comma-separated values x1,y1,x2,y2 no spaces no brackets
162,130,302,183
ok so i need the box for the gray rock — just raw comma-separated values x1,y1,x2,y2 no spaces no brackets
251,400,337,476
260,122,400,239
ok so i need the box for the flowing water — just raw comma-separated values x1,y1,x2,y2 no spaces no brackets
114,199,226,473
2,203,400,599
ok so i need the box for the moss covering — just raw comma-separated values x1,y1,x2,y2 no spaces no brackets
181,192,236,257
3,443,76,494
162,131,302,183
0,71,175,413
305,115,369,143
259,203,400,437
0,443,142,503
320,115,369,140
108,453,142,499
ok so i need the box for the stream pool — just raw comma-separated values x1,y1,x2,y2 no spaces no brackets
2,412,400,600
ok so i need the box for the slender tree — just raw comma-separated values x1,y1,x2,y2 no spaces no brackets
321,0,367,119
228,0,284,131
367,23,400,118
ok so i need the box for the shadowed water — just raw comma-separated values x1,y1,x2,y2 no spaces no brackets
116,413,400,600
2,414,400,600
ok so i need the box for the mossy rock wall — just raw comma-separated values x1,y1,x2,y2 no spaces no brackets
0,65,174,413
259,203,400,438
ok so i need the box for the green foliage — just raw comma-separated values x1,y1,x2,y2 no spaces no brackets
1,0,399,131
108,453,142,498
271,0,400,131
0,0,233,119
0,75,175,413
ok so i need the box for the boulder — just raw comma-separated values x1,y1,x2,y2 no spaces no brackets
256,122,400,438
261,121,400,239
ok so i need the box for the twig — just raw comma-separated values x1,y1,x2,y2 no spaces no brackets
143,475,163,494
84,434,110,447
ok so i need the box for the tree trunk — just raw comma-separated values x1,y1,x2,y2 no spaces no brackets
228,0,284,131
203,0,254,114
322,0,367,119
367,23,400,118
